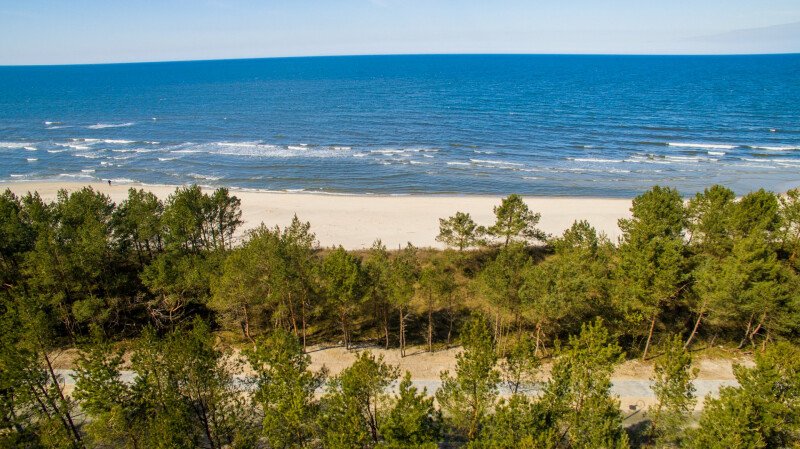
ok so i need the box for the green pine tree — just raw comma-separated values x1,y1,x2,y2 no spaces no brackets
648,334,697,448
378,372,441,448
437,318,500,441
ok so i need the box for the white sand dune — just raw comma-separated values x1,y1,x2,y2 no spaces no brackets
0,181,633,248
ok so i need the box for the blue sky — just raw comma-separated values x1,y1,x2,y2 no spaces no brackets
1,0,799,65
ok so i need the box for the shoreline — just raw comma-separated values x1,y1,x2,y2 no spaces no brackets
0,181,633,249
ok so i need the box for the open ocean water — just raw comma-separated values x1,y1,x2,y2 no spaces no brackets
0,54,798,197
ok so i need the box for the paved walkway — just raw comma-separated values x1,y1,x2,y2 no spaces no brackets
54,369,736,400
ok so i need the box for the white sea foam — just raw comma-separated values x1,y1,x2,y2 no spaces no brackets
109,178,136,183
732,163,774,169
708,151,726,156
750,145,800,151
158,157,177,162
446,161,471,166
189,173,221,181
44,121,59,125
24,146,37,151
665,155,716,162
10,174,25,178
218,141,261,148
570,158,624,163
473,150,496,154
470,159,524,167
0,142,28,149
667,142,736,150
332,146,351,151
87,122,135,129
56,143,91,150
72,138,102,143
213,142,346,158
47,149,67,153
58,173,94,179
764,158,800,163
46,125,71,129
102,139,135,144
26,158,37,162
81,169,96,173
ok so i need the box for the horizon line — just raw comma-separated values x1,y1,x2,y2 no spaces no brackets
2,51,799,68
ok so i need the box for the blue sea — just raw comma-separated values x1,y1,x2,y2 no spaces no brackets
1,54,799,197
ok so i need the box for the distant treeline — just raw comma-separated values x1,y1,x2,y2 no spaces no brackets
1,184,800,447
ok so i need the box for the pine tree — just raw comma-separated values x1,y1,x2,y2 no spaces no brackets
436,318,499,441
542,319,629,449
521,220,613,351
379,372,441,448
318,352,399,448
388,244,420,357
112,188,165,266
477,243,531,348
245,329,325,448
319,246,365,349
418,256,457,352
0,297,85,448
73,328,140,448
500,336,540,395
779,188,800,271
437,211,486,251
487,194,546,246
648,334,697,447
688,342,800,448
364,240,394,349
468,394,555,449
209,225,280,340
616,186,688,360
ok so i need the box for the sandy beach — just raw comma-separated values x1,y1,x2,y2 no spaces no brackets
0,181,633,249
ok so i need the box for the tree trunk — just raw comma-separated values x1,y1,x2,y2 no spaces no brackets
494,311,500,344
242,303,253,342
43,352,84,448
642,313,657,361
399,308,406,357
684,308,704,349
341,310,349,349
382,307,390,350
738,313,755,349
301,294,307,350
748,314,766,348
446,298,455,347
428,300,434,353
287,291,299,337
196,401,217,449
